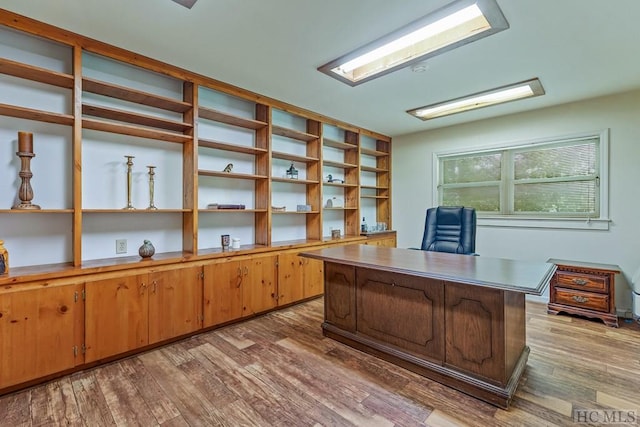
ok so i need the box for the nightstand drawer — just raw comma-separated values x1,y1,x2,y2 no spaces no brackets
555,271,608,293
554,288,609,312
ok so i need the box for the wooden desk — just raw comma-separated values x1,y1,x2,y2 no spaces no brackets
301,245,555,409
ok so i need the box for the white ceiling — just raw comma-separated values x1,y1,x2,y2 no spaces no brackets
2,0,640,137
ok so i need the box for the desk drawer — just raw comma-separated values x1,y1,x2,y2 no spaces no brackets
555,271,608,293
555,288,609,312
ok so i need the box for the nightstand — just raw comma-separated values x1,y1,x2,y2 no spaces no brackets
547,259,620,327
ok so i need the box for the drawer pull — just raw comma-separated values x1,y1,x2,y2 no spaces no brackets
572,278,589,286
572,295,589,304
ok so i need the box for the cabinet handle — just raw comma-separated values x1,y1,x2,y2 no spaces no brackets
572,295,588,304
243,266,249,276
572,278,589,286
152,280,157,294
140,282,147,295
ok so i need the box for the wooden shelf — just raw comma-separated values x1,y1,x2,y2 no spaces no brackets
0,209,73,213
272,210,320,214
272,177,320,185
323,160,358,169
323,207,358,210
0,14,392,283
82,209,190,213
198,138,268,155
83,77,192,113
361,148,390,157
198,209,267,213
198,169,268,180
323,138,357,150
82,118,191,143
0,103,74,125
198,106,267,130
361,185,389,190
0,58,74,88
272,125,318,142
323,182,358,188
82,104,192,133
360,165,389,173
272,151,319,163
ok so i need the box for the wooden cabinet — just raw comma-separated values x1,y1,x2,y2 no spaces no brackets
277,251,326,305
85,274,148,362
362,231,397,247
85,265,203,362
0,10,395,395
203,259,244,327
148,266,203,344
0,280,83,389
242,255,278,315
547,259,620,327
303,257,325,299
203,254,277,327
277,252,305,306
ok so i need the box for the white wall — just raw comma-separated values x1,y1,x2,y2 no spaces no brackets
392,90,640,314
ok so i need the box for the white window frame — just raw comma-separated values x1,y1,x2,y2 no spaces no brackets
432,129,610,230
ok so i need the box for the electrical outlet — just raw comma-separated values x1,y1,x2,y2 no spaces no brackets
116,239,127,254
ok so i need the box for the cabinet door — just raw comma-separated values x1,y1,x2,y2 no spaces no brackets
303,257,324,298
278,252,304,306
243,255,277,315
324,262,356,332
203,260,244,327
0,282,82,389
85,274,148,363
149,266,203,344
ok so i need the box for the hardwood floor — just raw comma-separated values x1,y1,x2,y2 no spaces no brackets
1,299,640,426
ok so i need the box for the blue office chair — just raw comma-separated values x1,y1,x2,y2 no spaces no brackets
420,206,477,255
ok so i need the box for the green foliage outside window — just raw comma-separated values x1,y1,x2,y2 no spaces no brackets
438,136,600,217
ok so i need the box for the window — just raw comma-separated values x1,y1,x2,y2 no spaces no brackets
434,130,609,229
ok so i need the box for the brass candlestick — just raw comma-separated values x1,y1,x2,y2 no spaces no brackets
12,131,40,210
123,155,135,210
146,165,157,210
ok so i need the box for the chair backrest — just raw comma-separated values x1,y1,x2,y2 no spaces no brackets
420,206,476,254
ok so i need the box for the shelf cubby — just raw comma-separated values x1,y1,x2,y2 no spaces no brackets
198,106,267,130
0,103,74,125
272,151,319,163
0,57,74,88
83,77,192,113
272,125,318,142
82,118,191,143
198,138,268,155
198,169,268,180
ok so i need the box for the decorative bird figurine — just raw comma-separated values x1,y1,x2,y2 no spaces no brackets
222,163,233,173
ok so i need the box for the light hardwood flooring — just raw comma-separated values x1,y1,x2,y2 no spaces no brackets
1,299,640,426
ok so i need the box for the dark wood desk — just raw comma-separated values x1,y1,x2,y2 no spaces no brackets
301,245,555,409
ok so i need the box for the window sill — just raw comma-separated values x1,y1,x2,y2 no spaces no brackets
478,216,610,230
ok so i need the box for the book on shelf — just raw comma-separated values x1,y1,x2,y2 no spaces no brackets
207,203,246,210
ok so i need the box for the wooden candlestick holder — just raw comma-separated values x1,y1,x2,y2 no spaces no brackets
146,165,157,210
12,150,40,210
123,155,135,210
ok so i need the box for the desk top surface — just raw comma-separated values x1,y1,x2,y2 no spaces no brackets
301,245,555,295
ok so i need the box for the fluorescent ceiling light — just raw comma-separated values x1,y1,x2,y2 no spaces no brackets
407,78,545,120
318,0,509,86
